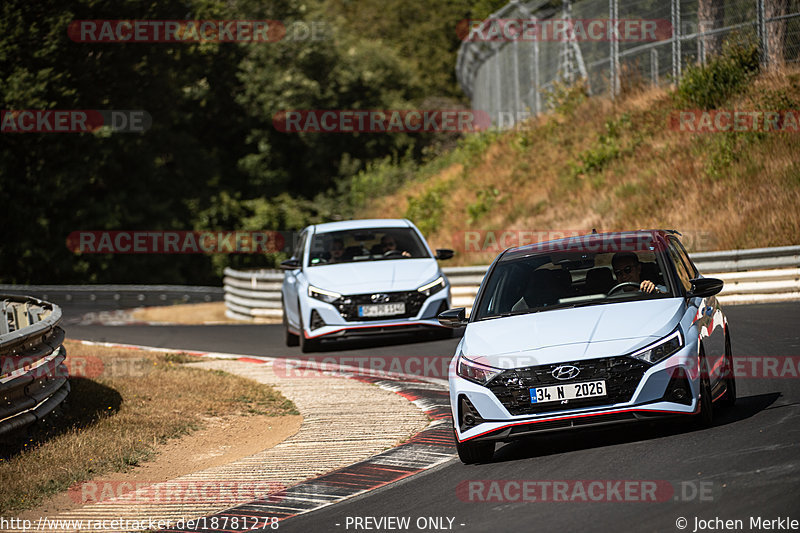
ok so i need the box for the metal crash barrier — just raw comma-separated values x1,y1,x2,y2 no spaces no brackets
224,246,800,320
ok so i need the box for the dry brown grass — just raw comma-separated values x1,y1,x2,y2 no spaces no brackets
131,302,240,324
360,69,800,264
0,341,297,514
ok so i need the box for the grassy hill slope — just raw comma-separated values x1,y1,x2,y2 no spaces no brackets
354,67,800,265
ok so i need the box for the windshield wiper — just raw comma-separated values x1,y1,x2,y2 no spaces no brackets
563,299,610,308
483,301,602,320
479,308,546,320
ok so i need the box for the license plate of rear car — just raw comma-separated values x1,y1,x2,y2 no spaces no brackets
358,302,406,317
529,380,606,404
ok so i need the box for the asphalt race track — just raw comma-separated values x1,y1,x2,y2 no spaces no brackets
67,302,800,533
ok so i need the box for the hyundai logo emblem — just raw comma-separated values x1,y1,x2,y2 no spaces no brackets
552,365,580,381
371,293,390,303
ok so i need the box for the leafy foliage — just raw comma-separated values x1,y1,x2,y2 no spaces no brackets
675,40,760,109
405,181,450,236
2,0,499,284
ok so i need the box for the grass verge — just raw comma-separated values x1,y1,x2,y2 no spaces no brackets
0,341,297,514
130,302,245,324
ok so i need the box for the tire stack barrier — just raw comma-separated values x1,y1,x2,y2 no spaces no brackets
0,295,69,440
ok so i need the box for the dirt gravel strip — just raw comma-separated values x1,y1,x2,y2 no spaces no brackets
161,372,456,533
17,341,454,533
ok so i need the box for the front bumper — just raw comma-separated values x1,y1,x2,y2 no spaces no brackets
303,290,450,340
451,342,701,443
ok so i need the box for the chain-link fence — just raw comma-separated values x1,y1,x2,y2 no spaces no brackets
456,0,800,128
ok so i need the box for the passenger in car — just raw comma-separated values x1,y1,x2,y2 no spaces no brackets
611,252,667,294
552,268,573,295
584,267,614,294
328,238,345,263
512,269,560,311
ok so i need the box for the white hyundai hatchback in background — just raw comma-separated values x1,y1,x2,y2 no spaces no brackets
280,219,454,352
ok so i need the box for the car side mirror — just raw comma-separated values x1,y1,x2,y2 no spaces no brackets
438,307,467,328
687,277,723,298
280,258,301,270
435,249,455,260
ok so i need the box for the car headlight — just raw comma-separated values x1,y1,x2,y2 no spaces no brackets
308,285,342,304
630,329,683,364
457,354,502,385
417,276,445,297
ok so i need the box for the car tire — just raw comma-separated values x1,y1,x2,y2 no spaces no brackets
718,333,736,409
454,431,494,464
298,308,319,353
282,298,299,347
299,332,318,353
285,324,299,347
695,355,714,428
297,300,319,353
432,327,455,340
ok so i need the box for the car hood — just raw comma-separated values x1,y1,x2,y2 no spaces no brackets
304,259,441,294
462,298,685,368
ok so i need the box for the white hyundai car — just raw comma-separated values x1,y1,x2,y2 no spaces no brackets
440,230,734,464
280,219,454,352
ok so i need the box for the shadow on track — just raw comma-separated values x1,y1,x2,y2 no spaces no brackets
310,328,463,353
490,392,781,464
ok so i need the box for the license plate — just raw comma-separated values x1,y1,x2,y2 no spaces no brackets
530,380,606,404
358,302,406,317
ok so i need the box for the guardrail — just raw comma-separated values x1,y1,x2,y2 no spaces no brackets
0,295,70,440
690,245,800,272
0,285,223,311
224,246,800,320
223,268,284,321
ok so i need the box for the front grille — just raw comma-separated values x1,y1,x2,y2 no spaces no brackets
336,291,427,322
486,356,649,415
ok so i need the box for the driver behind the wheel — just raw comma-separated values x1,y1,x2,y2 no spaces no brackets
611,252,667,294
380,235,411,257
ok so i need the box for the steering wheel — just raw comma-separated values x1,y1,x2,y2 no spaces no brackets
383,249,404,257
607,282,641,295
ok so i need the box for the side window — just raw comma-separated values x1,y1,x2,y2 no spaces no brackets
672,237,699,278
667,238,693,292
294,231,307,263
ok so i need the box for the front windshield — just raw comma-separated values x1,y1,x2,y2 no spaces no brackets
473,247,675,320
308,227,430,266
